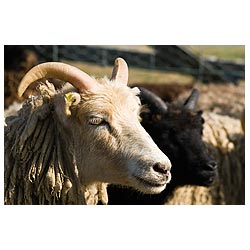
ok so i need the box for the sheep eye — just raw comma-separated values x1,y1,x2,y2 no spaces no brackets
89,117,104,125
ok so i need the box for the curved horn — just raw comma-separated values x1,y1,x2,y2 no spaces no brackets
17,62,98,97
110,58,128,85
183,88,199,110
139,87,168,114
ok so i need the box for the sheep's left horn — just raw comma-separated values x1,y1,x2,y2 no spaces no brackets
139,87,168,114
110,58,128,85
18,62,98,97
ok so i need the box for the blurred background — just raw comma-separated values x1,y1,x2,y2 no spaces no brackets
4,45,245,119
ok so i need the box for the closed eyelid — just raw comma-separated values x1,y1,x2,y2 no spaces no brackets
88,114,111,126
89,116,104,125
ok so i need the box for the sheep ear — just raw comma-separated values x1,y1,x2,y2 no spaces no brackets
64,92,81,116
65,92,81,106
139,87,168,114
184,88,199,110
55,92,81,120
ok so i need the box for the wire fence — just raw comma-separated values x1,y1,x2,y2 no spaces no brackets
22,45,245,84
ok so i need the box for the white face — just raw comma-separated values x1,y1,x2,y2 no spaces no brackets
63,82,172,194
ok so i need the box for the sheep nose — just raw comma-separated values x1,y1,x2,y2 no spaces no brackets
153,162,170,176
206,160,217,171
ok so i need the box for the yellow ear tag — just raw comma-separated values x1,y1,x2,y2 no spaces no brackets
65,93,75,103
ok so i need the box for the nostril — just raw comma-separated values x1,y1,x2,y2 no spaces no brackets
206,160,217,170
153,162,170,175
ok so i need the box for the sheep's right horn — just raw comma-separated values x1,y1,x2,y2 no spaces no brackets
110,58,129,85
18,62,98,97
184,88,199,110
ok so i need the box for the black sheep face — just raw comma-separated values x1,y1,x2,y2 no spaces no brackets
139,88,218,187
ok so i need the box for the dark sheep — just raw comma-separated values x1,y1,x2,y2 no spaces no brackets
107,87,217,204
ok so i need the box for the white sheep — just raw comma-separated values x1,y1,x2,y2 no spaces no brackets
4,58,172,205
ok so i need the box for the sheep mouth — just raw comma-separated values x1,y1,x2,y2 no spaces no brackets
196,171,217,186
133,175,167,188
202,175,216,186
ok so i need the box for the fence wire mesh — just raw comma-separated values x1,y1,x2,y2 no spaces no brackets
5,45,245,84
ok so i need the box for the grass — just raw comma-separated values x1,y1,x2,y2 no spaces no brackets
186,45,244,61
63,60,194,85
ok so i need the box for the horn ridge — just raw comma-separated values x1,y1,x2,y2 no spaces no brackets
18,62,97,97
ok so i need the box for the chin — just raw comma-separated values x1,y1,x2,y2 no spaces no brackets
194,173,217,187
131,175,169,194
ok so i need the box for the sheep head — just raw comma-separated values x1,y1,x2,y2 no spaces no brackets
139,87,217,187
17,58,172,195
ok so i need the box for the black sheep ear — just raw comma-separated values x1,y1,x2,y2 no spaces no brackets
184,88,199,110
139,87,168,114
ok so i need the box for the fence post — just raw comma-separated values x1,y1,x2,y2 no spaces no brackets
150,54,156,69
52,45,59,61
197,46,204,83
101,49,108,66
